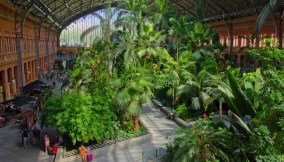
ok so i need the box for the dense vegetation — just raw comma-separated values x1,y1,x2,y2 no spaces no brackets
41,0,284,161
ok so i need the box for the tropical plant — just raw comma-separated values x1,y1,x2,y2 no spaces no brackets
176,70,220,111
200,59,218,74
80,4,122,44
136,22,166,68
168,16,190,60
248,38,284,68
117,0,147,36
162,50,196,110
218,72,256,118
148,0,176,31
167,119,231,162
176,103,190,120
250,125,275,156
112,67,154,131
112,22,168,70
255,0,278,32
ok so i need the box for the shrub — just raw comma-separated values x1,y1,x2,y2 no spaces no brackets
200,59,218,74
176,103,190,120
250,125,274,156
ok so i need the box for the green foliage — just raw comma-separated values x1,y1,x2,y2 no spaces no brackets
218,72,256,118
200,59,218,74
250,125,274,156
256,154,284,162
258,105,284,133
167,119,232,162
257,69,284,110
176,103,190,120
177,70,220,111
248,39,284,68
43,2,284,160
113,67,153,116
42,91,118,144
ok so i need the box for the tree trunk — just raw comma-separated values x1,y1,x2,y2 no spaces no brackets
133,115,139,132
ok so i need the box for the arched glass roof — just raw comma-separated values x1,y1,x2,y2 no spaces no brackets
8,0,284,31
60,7,125,47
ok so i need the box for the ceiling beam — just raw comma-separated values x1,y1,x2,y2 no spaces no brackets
203,1,268,22
35,0,62,26
169,0,196,17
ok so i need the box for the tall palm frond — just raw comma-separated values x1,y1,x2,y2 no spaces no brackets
255,0,278,32
80,25,100,42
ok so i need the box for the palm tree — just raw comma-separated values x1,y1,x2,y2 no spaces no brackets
168,16,190,60
255,0,278,33
69,42,111,91
92,6,121,43
171,119,231,162
136,23,166,68
176,70,220,111
148,0,176,31
162,50,196,110
113,67,153,131
69,51,96,91
112,22,167,70
117,0,147,36
80,4,123,44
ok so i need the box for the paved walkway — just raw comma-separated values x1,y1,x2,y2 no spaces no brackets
0,74,179,162
0,77,61,162
55,104,179,162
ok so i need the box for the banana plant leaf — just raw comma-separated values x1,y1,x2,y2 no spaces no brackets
218,72,256,118
224,110,252,135
228,73,256,117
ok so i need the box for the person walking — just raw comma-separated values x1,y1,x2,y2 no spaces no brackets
79,144,87,162
32,126,40,145
44,132,50,153
22,128,29,148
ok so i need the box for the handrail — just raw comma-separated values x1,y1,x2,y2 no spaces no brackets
141,143,169,162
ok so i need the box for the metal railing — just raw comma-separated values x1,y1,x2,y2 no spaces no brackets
142,144,168,162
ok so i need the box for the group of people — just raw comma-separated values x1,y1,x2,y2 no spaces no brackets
21,126,61,155
21,126,41,148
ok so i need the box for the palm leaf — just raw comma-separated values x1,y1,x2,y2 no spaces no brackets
127,101,141,115
255,0,277,32
191,97,200,110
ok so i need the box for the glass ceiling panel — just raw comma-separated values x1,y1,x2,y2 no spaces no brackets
60,7,126,47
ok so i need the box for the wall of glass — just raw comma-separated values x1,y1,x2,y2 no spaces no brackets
60,7,125,47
